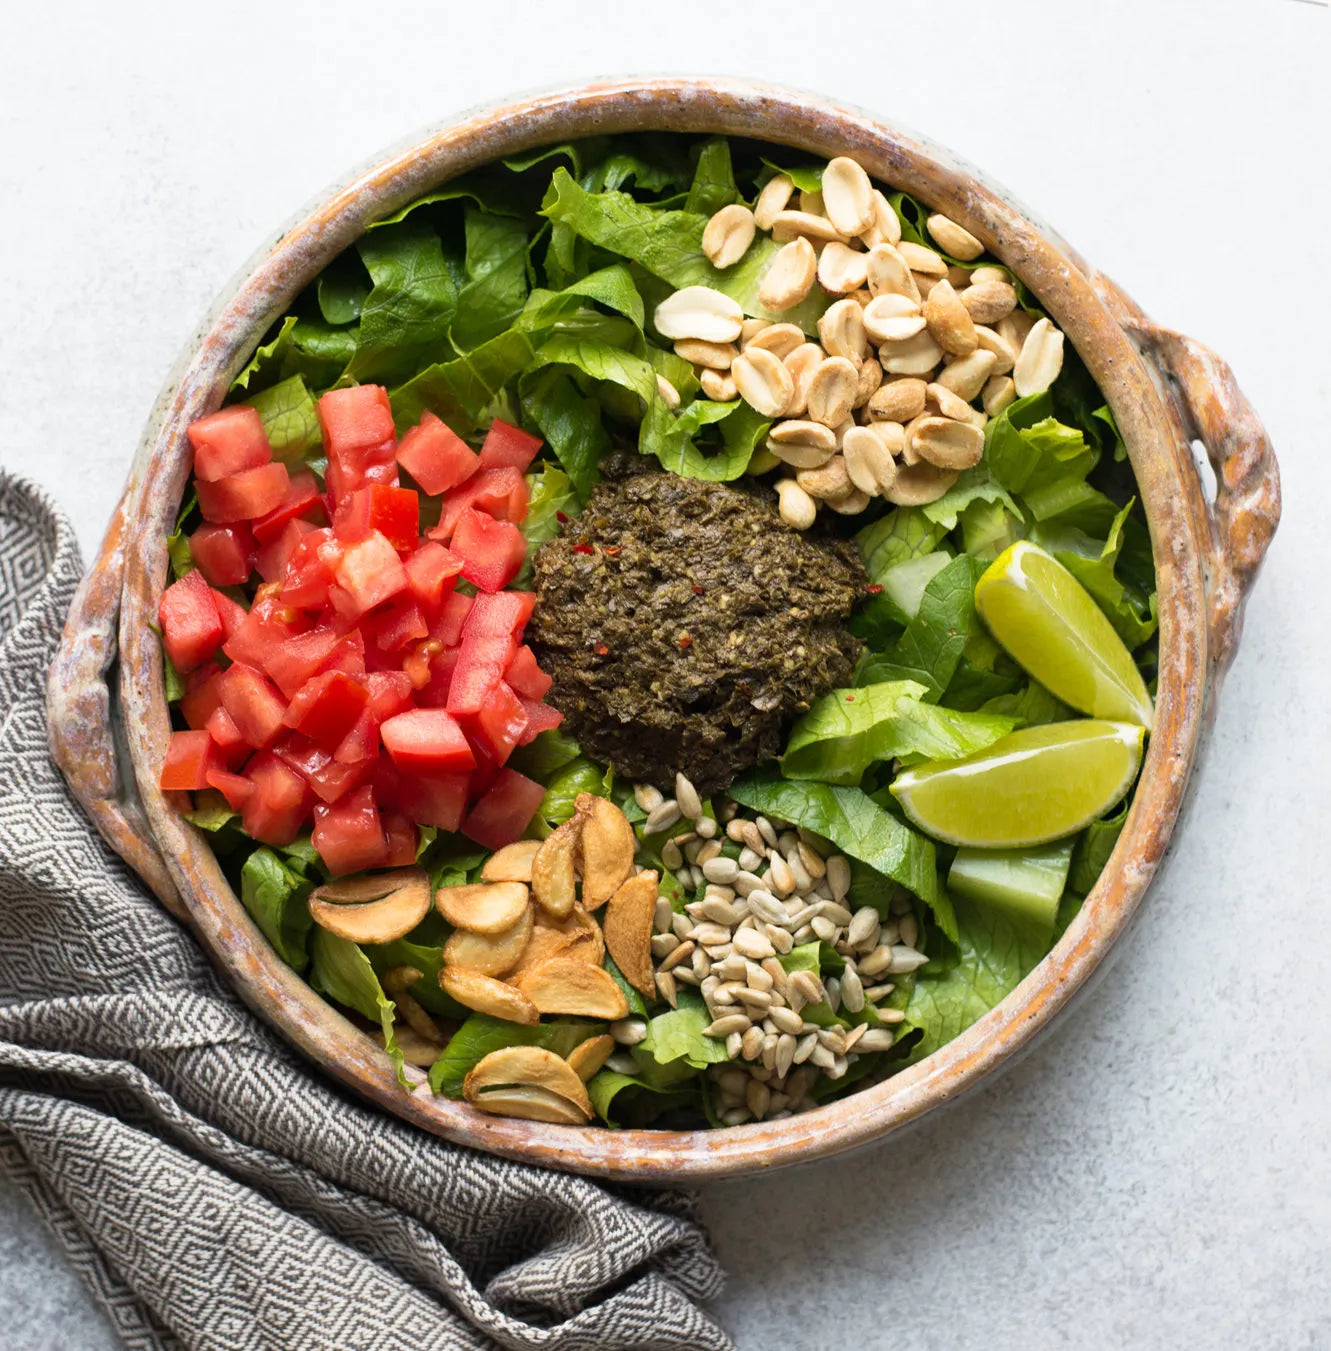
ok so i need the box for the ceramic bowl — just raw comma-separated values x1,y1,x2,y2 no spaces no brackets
49,78,1280,1181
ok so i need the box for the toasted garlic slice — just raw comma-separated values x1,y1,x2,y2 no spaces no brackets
440,967,539,1024
481,840,542,884
576,794,636,911
567,1034,616,1082
308,870,430,944
464,1045,593,1115
512,905,605,977
443,905,533,977
435,881,530,935
516,957,630,1020
603,870,659,998
531,815,580,918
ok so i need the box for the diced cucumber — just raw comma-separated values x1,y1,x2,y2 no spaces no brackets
881,550,953,621
947,839,1074,928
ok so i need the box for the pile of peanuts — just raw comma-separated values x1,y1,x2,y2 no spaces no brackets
652,156,1066,529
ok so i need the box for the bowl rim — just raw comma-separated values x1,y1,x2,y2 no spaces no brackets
114,76,1211,1182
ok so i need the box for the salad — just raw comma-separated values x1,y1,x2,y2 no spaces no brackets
155,134,1157,1129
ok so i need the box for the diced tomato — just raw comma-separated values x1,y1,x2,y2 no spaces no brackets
365,670,414,722
429,466,529,541
335,708,380,765
255,518,318,583
282,671,369,748
179,665,223,728
324,446,398,502
318,385,395,460
262,625,341,699
187,406,271,482
451,508,526,593
504,644,553,701
403,541,463,615
335,484,420,553
415,646,460,707
280,528,340,609
477,419,543,474
329,531,408,617
463,589,538,639
224,588,310,670
212,591,249,644
381,708,476,775
189,522,254,588
312,786,388,876
461,768,545,850
251,469,326,544
445,639,508,717
320,629,367,680
205,767,255,810
159,570,223,673
159,730,226,791
242,751,312,845
432,590,475,647
215,662,288,749
196,462,291,524
468,680,530,766
361,595,428,653
396,410,479,495
381,812,418,867
203,705,251,768
273,735,374,805
397,770,471,832
517,698,564,744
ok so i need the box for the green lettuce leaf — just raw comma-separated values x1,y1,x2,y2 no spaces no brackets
518,367,611,499
782,682,1019,784
390,326,538,434
985,394,1097,496
450,208,531,352
587,1069,697,1127
309,929,407,1086
535,755,607,830
242,375,321,462
1069,802,1129,895
230,315,298,394
514,464,577,586
166,531,194,582
345,219,459,386
684,138,739,217
509,728,583,783
238,848,314,971
898,896,1050,1063
856,507,948,580
922,465,1021,532
727,776,953,941
428,1015,603,1097
362,938,466,1019
517,263,647,332
639,396,768,482
638,988,730,1071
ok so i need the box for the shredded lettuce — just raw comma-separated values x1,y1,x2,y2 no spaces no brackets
238,848,314,972
309,929,408,1087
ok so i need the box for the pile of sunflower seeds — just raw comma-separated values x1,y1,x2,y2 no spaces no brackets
651,154,1068,529
632,773,928,1125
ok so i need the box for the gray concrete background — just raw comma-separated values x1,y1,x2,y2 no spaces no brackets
2,1,1327,1347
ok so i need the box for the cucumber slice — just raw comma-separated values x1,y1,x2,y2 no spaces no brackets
947,839,1074,928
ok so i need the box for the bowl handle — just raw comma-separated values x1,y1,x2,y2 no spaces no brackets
1090,276,1281,674
46,487,187,921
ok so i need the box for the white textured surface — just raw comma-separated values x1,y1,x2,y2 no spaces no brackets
1,1,1326,1347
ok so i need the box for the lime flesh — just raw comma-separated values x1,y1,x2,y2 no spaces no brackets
890,720,1144,848
975,541,1154,729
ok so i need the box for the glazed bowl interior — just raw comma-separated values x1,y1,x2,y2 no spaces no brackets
117,79,1207,1181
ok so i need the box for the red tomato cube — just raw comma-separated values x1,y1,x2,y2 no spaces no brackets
212,591,249,644
321,629,367,680
517,698,564,744
313,786,388,876
205,768,255,811
361,595,428,653
397,770,471,832
365,671,414,722
429,467,530,541
255,518,318,583
274,736,374,805
477,419,543,474
335,708,381,765
279,528,340,609
203,705,251,768
503,644,552,701
251,469,326,544
216,663,289,749
282,671,370,748
335,484,420,553
159,730,226,791
159,570,224,673
415,647,460,706
451,508,526,593
461,768,546,850
468,680,530,766
223,589,311,670
381,708,476,775
188,522,255,588
318,385,395,459
463,589,537,640
445,640,508,718
396,410,480,495
262,625,342,699
179,665,223,728
196,462,291,524
330,531,408,617
431,591,475,647
381,812,419,867
403,541,463,615
187,405,272,482
242,752,313,845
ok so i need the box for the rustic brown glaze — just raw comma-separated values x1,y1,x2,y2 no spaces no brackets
47,79,1280,1181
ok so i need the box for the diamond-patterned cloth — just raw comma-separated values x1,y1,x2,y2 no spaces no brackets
0,474,731,1351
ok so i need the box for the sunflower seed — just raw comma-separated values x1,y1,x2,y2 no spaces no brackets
746,889,787,926
818,902,853,926
702,203,757,269
899,913,919,949
735,846,762,873
809,1043,836,1070
745,1077,772,1119
840,965,866,1013
768,1004,805,1036
660,940,696,974
701,856,740,886
810,915,840,943
767,852,797,896
888,945,929,974
745,961,773,993
847,907,881,949
790,970,825,1007
656,970,679,1007
609,1017,647,1047
687,923,731,947
671,913,694,941
653,897,675,933
856,1028,897,1053
734,988,773,1014
765,924,794,955
646,800,682,834
741,1025,765,1060
706,1013,752,1039
696,897,736,927
634,783,664,813
732,927,775,960
696,839,723,866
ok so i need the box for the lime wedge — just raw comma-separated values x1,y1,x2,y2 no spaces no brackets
890,720,1144,848
975,541,1154,729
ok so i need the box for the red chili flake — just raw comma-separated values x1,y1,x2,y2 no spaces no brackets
556,510,570,524
845,694,856,702
690,584,703,595
602,546,622,556
679,635,693,650
593,642,609,656
572,542,595,555
865,583,884,594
